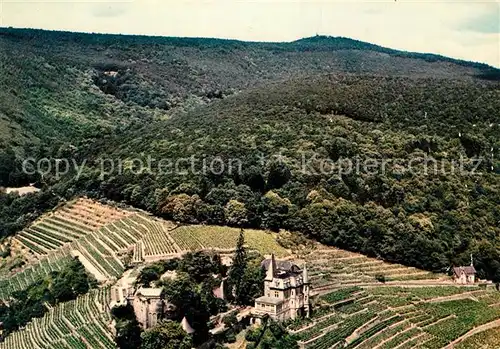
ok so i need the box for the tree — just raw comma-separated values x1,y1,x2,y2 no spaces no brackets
238,258,265,305
136,259,180,287
162,274,211,342
141,320,192,349
227,229,247,304
111,304,142,349
178,251,220,283
51,277,74,302
261,191,292,231
159,194,201,222
241,165,266,192
136,266,162,287
245,320,298,349
0,147,16,187
224,199,248,226
266,161,291,190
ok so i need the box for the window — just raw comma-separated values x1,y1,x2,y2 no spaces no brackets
274,291,279,298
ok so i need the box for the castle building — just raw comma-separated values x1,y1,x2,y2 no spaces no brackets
111,279,174,329
132,288,168,329
110,276,135,306
252,254,311,323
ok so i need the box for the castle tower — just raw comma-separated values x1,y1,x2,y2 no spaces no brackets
303,263,310,318
302,263,309,284
253,256,312,323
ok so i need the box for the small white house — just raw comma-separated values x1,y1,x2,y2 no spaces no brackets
452,266,476,284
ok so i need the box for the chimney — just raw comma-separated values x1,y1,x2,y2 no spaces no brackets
266,254,276,281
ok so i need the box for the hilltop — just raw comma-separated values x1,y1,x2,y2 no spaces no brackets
0,28,497,168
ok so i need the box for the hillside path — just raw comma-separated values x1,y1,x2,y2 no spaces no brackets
314,280,473,295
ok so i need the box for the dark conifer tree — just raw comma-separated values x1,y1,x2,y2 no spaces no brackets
228,229,247,304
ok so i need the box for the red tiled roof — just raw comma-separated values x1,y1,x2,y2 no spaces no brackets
213,287,223,299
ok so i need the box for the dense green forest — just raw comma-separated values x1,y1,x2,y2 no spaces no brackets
50,75,500,282
0,28,499,284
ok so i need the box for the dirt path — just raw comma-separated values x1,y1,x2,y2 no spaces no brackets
425,290,484,304
314,281,467,295
5,186,40,195
441,318,500,348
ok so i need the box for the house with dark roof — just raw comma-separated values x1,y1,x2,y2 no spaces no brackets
453,266,476,284
453,255,477,284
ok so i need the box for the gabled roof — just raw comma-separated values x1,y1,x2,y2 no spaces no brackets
136,287,163,297
453,266,476,276
261,259,301,273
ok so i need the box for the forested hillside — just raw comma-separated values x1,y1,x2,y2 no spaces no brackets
0,28,499,283
56,75,500,281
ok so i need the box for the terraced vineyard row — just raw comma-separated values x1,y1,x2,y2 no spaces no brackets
12,198,132,257
6,197,292,284
6,201,166,282
131,216,179,257
63,215,170,280
303,248,443,290
291,285,500,349
0,288,115,349
0,250,73,299
168,225,289,257
456,326,500,349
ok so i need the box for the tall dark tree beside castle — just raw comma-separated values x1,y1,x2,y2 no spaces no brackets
228,229,247,304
